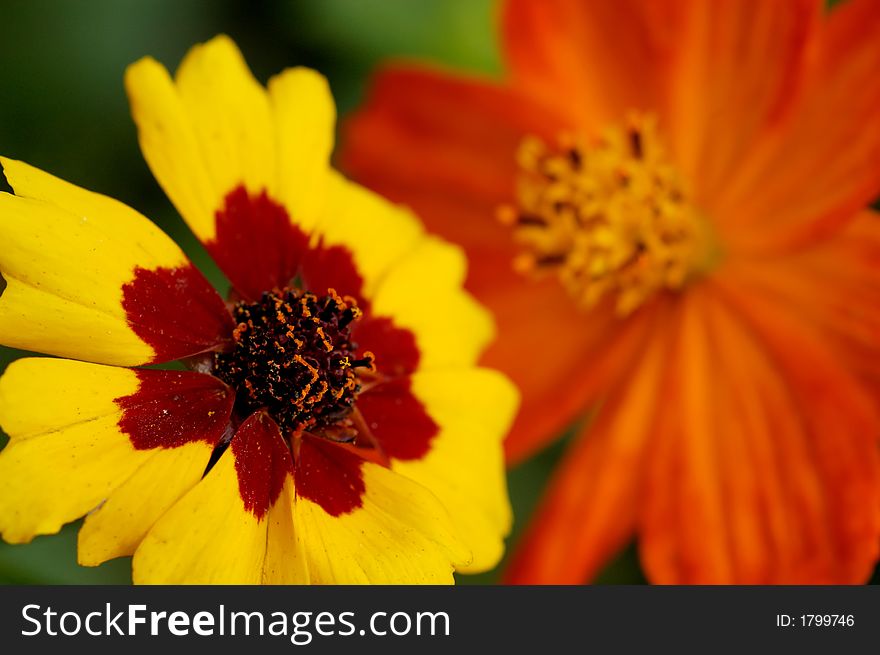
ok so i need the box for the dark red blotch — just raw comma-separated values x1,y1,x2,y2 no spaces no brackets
294,436,366,517
230,411,294,520
116,369,235,450
352,316,420,376
356,377,438,461
300,242,367,307
209,186,310,302
208,185,371,309
121,263,234,364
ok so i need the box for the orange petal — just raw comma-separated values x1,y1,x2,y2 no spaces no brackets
341,66,566,269
722,210,880,392
504,307,674,583
493,283,659,464
665,0,819,205
717,0,880,252
639,291,736,582
502,0,673,127
640,284,880,583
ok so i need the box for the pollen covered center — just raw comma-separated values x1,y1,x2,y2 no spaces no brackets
500,115,707,315
213,288,375,433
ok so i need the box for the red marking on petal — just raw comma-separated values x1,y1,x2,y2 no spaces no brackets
122,263,234,364
295,436,365,516
209,186,311,301
231,412,293,520
356,377,438,461
116,369,234,450
352,316,421,376
300,241,367,306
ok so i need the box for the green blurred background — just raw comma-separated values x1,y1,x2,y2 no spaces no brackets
0,0,869,585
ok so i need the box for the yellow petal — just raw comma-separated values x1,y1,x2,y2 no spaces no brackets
0,358,233,544
125,56,220,243
126,35,276,244
132,444,268,584
77,441,214,565
0,360,145,542
395,368,519,572
175,34,277,202
312,171,426,299
268,66,336,232
126,38,340,301
132,411,298,584
293,438,471,584
0,158,231,366
371,237,495,369
262,476,310,584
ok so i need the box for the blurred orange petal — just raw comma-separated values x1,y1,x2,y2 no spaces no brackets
640,282,880,583
489,281,660,463
717,0,880,252
666,0,819,205
502,0,674,127
505,306,673,582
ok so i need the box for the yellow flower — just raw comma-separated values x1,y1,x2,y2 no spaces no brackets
0,35,517,584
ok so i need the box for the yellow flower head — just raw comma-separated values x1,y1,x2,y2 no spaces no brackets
0,35,518,584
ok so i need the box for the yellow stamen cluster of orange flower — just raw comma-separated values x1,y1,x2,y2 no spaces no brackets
500,115,706,314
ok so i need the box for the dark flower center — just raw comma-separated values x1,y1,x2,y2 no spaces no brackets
213,287,375,434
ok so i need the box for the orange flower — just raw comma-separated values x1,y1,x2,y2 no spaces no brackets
342,0,880,583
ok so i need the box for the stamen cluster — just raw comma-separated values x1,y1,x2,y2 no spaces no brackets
500,115,704,314
214,288,375,433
